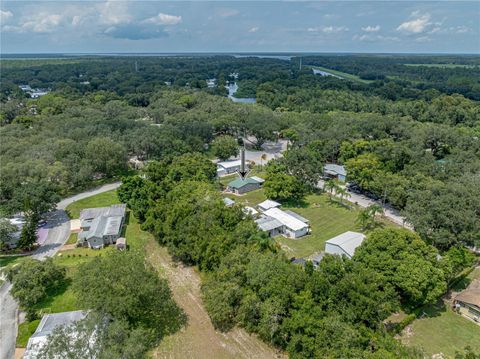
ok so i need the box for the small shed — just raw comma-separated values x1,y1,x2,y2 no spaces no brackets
223,197,235,207
116,237,127,250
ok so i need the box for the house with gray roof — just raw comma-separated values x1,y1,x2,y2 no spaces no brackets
78,204,126,249
23,310,87,359
325,231,365,259
324,163,347,182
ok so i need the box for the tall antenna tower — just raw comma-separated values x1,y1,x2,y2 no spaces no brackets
135,61,138,72
299,57,302,71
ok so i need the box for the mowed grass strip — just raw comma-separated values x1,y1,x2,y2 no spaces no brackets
66,190,120,219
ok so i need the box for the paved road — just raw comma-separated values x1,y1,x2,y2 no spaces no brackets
317,179,411,229
0,282,17,359
0,181,121,359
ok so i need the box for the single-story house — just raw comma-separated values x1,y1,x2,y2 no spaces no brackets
262,208,310,238
258,199,281,212
325,231,366,259
454,279,480,322
217,159,242,175
78,204,126,249
255,216,284,237
324,163,347,182
227,177,262,195
116,237,127,250
223,197,235,207
23,310,87,359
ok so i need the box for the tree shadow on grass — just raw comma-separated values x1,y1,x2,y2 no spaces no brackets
283,198,309,208
32,277,73,312
406,298,447,320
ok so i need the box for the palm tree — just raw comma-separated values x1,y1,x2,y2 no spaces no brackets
336,187,351,204
356,204,384,230
323,180,340,201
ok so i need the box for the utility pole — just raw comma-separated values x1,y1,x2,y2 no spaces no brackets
299,57,302,71
135,61,138,72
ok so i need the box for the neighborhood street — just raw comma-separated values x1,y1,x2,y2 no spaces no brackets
0,182,122,359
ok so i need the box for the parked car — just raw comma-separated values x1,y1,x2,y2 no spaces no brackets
37,220,47,227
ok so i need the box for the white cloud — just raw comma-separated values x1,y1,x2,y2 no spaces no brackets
308,26,348,34
1,10,13,22
353,34,400,42
97,0,132,26
415,36,431,42
455,25,469,34
361,25,380,33
12,13,63,33
248,26,259,33
397,12,432,33
143,12,182,26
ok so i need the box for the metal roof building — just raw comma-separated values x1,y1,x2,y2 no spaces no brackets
325,231,366,259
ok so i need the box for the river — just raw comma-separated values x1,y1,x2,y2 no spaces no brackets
226,82,256,104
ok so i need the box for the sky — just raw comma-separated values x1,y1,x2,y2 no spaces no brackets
1,1,479,54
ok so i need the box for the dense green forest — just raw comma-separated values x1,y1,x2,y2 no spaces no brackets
1,54,479,357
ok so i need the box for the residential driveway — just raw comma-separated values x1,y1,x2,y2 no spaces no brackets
317,180,411,229
0,181,122,359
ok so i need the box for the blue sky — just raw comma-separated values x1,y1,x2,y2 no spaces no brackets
1,1,479,54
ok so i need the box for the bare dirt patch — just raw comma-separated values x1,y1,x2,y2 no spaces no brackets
145,240,285,359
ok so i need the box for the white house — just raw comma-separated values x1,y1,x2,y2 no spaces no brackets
257,199,281,212
260,208,309,238
325,231,366,259
217,159,242,176
23,311,87,359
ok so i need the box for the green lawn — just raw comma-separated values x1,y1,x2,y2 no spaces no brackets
66,232,78,245
0,255,27,269
311,66,373,84
66,190,121,218
401,302,480,358
17,320,40,347
223,188,370,258
276,194,363,258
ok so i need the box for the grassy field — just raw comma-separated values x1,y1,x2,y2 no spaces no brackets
311,66,373,84
400,266,480,358
401,303,480,358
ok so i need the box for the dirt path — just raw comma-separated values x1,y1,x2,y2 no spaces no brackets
145,240,285,359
